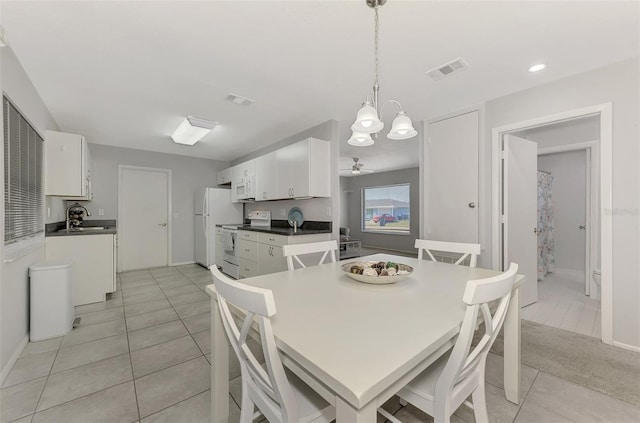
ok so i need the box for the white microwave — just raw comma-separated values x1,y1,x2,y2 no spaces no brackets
235,176,255,200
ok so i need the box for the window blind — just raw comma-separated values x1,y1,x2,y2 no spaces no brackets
3,96,44,245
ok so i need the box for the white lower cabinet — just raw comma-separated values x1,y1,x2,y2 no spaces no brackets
258,243,286,275
46,234,117,306
238,237,259,279
237,230,331,278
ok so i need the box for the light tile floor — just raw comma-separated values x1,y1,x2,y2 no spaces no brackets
2,264,638,423
521,272,601,338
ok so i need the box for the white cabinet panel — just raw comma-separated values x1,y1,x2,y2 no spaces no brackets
425,111,479,244
258,243,286,275
238,238,258,262
46,234,116,306
239,257,259,279
255,152,277,201
45,130,93,200
215,227,224,267
216,168,231,185
275,138,330,199
236,231,330,277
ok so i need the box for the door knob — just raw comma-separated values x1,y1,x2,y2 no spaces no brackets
468,202,476,208
159,223,167,227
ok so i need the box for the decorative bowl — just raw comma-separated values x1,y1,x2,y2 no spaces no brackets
341,261,414,285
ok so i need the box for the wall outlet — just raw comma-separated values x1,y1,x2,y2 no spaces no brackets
98,208,105,216
280,208,286,217
47,207,51,217
326,207,332,217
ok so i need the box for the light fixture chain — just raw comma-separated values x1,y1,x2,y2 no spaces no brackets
374,5,379,88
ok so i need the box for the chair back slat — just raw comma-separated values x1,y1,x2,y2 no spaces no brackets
435,263,518,399
415,239,481,267
283,240,338,271
211,266,299,422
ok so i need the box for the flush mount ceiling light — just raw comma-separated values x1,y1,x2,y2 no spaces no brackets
349,0,417,146
528,63,546,73
171,116,218,145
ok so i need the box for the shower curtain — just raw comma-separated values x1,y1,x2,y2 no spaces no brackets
537,171,554,280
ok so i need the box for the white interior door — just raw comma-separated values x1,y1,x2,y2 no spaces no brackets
426,110,479,243
119,167,170,271
503,134,538,307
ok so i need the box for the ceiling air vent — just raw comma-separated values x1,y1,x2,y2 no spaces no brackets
226,93,255,106
426,58,469,81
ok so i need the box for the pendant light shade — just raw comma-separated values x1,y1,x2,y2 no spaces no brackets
387,112,417,140
347,1,415,147
351,102,384,134
347,131,375,147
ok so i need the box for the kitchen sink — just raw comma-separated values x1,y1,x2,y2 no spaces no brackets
58,227,107,233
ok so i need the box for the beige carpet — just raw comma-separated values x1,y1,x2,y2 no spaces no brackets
488,319,640,407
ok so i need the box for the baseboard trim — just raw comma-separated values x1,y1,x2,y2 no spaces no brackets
0,334,29,386
170,261,196,267
613,341,640,353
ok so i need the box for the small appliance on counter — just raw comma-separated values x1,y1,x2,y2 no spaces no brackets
67,203,90,228
248,210,271,227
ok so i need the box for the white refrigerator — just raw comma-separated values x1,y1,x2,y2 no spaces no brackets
194,188,243,268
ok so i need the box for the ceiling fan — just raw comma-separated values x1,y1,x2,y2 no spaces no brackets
340,157,375,175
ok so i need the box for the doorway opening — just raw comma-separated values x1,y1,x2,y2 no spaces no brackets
512,117,601,338
491,103,613,345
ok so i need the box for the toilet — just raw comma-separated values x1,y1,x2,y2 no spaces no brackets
592,269,601,300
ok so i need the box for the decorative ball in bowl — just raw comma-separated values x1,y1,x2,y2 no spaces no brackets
341,261,414,285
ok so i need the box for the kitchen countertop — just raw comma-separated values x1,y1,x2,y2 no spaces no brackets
45,220,117,237
237,220,331,236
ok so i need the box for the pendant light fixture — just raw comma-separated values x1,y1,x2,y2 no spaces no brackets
349,0,417,146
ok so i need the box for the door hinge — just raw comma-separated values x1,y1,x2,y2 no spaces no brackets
500,151,506,160
501,215,506,223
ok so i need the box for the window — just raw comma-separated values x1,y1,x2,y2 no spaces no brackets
3,96,44,246
362,183,410,234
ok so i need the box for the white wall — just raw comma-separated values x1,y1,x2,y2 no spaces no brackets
237,120,341,240
538,151,587,273
0,45,60,377
481,58,639,348
78,144,229,265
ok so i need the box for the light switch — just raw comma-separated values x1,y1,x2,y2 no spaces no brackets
280,208,286,217
326,207,332,217
47,207,51,217
98,208,105,216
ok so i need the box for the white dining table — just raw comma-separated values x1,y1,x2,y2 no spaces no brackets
206,254,523,422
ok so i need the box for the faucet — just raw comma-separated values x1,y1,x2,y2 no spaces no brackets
66,203,91,229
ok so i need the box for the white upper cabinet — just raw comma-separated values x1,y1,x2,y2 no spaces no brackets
45,130,93,200
255,152,277,201
276,138,330,199
232,159,255,181
222,137,331,202
216,167,231,185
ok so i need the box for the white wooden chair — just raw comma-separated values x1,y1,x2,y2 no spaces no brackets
379,263,518,423
415,239,481,267
211,266,336,423
282,240,338,271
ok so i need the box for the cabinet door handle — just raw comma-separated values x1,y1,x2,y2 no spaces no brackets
159,223,167,227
